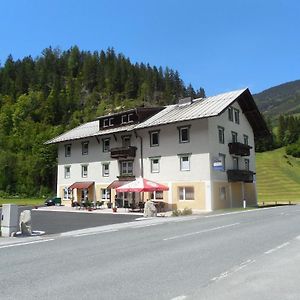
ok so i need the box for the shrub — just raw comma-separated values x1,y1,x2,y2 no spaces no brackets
181,207,193,215
172,209,182,217
286,143,300,158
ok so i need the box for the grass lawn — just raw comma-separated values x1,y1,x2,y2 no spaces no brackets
256,147,300,203
0,198,44,207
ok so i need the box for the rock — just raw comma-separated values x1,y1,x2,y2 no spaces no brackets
19,210,32,236
143,200,157,217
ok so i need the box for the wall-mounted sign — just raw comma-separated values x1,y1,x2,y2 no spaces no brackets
213,160,224,171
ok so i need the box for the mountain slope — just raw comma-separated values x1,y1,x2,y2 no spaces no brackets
254,80,300,116
256,147,300,202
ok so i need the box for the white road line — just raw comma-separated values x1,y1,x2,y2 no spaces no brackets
74,229,118,237
0,238,54,249
163,223,240,241
211,259,255,282
205,205,283,219
171,296,187,300
264,242,290,255
131,223,160,228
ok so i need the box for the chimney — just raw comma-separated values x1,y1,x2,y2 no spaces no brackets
178,97,193,106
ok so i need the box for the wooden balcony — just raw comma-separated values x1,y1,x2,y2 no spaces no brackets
110,146,137,159
227,169,254,183
228,142,252,156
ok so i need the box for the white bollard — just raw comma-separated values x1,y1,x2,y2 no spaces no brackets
243,199,246,209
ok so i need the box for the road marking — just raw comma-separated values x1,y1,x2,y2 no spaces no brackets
211,259,255,282
74,229,118,237
0,238,54,249
171,296,187,300
131,223,160,228
163,223,239,241
205,205,283,219
264,242,290,255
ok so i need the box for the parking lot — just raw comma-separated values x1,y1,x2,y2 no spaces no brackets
1,206,142,235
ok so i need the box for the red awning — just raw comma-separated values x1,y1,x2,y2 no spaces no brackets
107,180,134,189
116,178,169,193
69,182,94,189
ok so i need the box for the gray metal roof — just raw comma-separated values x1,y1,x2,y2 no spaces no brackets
45,88,248,144
134,88,246,129
45,121,136,144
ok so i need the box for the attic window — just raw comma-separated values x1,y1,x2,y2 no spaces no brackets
121,115,128,124
109,118,114,126
103,119,109,128
128,113,134,123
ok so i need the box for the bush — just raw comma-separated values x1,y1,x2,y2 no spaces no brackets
172,208,193,216
181,207,193,215
172,209,182,217
286,143,300,157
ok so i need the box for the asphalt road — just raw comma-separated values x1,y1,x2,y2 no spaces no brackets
1,205,300,299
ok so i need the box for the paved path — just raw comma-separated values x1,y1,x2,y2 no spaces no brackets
1,205,300,299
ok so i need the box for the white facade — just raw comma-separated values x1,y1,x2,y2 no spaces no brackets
49,88,267,211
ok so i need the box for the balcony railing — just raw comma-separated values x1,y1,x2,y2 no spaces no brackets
110,146,137,159
227,169,254,183
228,142,252,156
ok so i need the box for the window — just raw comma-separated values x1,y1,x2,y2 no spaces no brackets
233,157,239,170
231,131,238,143
101,188,111,200
218,126,225,144
63,187,71,200
102,138,110,152
244,158,250,171
65,144,71,157
234,109,240,124
243,134,249,145
219,153,226,171
150,157,160,173
179,154,190,171
109,118,114,126
122,136,131,147
121,115,128,124
128,113,134,123
120,161,133,176
220,187,226,201
103,119,109,128
228,107,233,121
179,187,194,201
64,166,71,179
178,126,190,143
102,163,109,177
150,191,163,200
81,165,88,178
82,141,89,155
149,131,159,147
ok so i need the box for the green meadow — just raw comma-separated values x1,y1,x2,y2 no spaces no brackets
256,148,300,202
0,198,44,207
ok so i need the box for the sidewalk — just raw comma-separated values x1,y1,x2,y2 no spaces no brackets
35,205,174,217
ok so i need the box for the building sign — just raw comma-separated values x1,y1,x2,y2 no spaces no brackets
213,160,224,171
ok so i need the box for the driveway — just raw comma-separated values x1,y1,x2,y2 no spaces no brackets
0,206,141,235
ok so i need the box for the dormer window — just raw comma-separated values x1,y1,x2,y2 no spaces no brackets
121,115,128,124
128,113,134,123
109,118,114,126
103,119,109,128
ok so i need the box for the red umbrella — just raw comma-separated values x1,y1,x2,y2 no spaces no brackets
116,177,169,193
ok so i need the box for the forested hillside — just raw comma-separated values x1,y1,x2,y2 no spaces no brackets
0,46,205,196
254,80,300,116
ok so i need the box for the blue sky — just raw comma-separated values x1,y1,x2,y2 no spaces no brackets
0,0,299,96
